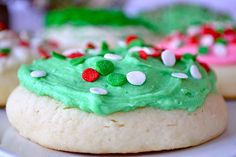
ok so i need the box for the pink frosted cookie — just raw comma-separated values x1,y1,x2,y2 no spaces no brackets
158,24,236,98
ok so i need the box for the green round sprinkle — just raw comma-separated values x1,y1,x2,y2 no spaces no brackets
182,53,196,61
128,39,144,48
0,48,11,54
70,56,87,66
216,38,228,45
198,46,209,55
107,73,127,86
51,51,66,60
96,60,114,75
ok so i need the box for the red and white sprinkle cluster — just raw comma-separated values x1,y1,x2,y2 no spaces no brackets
163,24,236,57
28,34,210,97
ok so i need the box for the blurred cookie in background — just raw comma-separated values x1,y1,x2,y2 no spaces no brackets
41,7,158,50
139,3,232,36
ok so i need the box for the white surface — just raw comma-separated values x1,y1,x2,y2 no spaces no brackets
0,101,236,157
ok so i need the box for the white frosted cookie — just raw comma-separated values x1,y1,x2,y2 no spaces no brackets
42,25,159,50
0,31,33,106
6,87,227,154
6,39,227,153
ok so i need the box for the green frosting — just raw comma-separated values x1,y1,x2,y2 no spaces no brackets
18,44,216,116
140,3,232,35
45,7,151,28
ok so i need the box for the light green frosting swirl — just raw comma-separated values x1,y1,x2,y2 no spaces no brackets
18,46,216,116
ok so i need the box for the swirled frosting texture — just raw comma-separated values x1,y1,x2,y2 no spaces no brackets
18,44,216,115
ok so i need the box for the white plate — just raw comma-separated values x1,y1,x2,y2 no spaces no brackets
1,102,236,157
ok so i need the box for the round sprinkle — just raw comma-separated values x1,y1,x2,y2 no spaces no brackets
95,60,114,76
107,73,127,86
200,35,214,46
0,48,11,55
213,44,227,57
198,46,209,54
90,87,108,95
161,50,176,67
182,53,196,61
169,39,183,49
82,68,100,82
104,53,122,61
190,65,202,79
216,38,228,45
187,26,200,36
126,71,146,86
171,72,188,79
118,41,126,47
30,70,47,78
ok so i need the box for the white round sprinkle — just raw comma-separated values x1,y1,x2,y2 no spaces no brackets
190,65,202,79
104,53,123,61
89,87,108,95
30,70,47,78
169,39,183,49
200,35,214,46
161,50,176,67
126,71,146,86
213,44,227,57
187,26,200,36
171,72,188,79
118,41,127,47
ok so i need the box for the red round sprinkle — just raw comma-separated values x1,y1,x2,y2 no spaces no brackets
224,28,235,36
38,47,50,59
125,34,138,45
201,25,220,39
188,36,199,44
231,36,236,44
138,50,147,60
67,52,84,59
0,53,8,58
197,60,211,72
175,54,182,60
82,68,100,82
86,42,96,49
19,40,30,48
